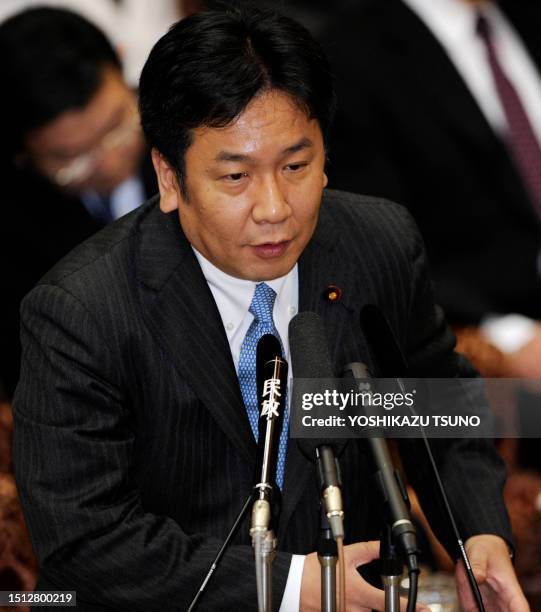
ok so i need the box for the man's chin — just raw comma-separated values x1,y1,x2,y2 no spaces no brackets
243,259,296,282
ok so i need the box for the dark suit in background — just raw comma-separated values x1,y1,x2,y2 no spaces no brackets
0,154,157,399
323,0,541,326
12,190,511,610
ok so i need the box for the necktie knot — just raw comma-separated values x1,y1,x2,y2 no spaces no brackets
249,283,277,325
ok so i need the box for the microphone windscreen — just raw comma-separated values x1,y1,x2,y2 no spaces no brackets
288,312,334,379
289,312,347,459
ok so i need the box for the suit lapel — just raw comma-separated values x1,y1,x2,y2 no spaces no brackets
135,205,256,466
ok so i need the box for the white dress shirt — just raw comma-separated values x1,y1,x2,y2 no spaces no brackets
194,248,305,611
402,0,541,351
82,175,145,222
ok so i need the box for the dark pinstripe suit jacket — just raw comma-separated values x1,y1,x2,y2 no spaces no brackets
13,189,511,611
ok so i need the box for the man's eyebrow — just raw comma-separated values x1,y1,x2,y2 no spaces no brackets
214,151,252,163
213,137,314,163
282,137,313,155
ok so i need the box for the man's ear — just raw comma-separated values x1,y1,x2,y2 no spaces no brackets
323,171,328,189
151,148,182,212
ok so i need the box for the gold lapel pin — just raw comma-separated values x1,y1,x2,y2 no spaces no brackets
324,284,342,303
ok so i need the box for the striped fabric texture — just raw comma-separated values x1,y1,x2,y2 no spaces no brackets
12,190,512,610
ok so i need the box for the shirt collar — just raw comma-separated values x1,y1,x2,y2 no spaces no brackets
193,247,295,340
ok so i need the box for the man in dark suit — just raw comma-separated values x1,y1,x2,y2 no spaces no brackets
12,7,527,611
323,0,541,379
0,8,157,398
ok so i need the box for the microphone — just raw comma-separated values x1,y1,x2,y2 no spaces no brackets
189,337,286,612
289,312,346,540
250,334,287,538
358,305,487,611
342,362,419,566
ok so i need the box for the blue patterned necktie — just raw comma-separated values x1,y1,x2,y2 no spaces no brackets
238,283,288,489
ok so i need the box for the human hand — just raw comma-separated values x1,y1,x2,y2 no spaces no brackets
504,472,541,580
299,540,428,612
455,534,530,611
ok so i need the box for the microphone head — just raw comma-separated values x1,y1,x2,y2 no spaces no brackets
288,312,347,460
288,312,334,379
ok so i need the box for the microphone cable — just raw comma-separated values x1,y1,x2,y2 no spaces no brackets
187,493,252,612
396,378,486,612
360,304,486,612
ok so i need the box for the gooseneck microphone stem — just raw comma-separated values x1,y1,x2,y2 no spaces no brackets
318,509,337,612
342,362,419,612
343,363,419,566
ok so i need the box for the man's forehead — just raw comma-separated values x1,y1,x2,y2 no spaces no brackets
213,137,314,163
189,90,322,160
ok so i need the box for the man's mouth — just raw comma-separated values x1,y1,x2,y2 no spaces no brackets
251,240,290,258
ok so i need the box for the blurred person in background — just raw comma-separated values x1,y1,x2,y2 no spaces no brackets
324,0,541,380
0,7,158,398
322,0,541,597
0,0,204,86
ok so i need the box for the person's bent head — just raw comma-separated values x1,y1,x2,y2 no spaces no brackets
0,7,144,195
139,7,336,281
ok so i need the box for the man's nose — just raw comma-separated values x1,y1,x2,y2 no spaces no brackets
252,176,292,224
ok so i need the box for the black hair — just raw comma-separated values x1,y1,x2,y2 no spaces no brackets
139,6,336,194
0,7,121,155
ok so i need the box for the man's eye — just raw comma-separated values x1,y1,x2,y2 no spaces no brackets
224,172,248,182
285,163,307,172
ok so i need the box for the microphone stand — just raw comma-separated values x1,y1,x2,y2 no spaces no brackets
380,524,403,612
343,363,419,612
318,508,338,612
251,494,277,612
250,342,287,612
